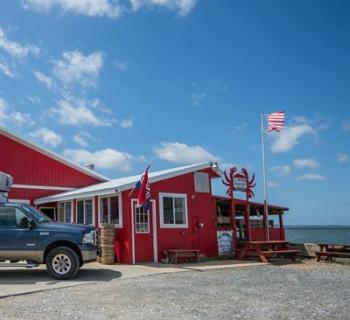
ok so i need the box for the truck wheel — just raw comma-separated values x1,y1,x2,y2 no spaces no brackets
46,246,80,280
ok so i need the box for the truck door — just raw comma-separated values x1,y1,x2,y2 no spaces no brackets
0,206,39,261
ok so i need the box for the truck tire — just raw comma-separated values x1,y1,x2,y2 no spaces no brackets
46,246,80,280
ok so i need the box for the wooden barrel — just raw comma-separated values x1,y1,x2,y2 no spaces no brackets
99,224,115,264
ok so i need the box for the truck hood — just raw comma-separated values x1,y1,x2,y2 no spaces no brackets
38,222,95,233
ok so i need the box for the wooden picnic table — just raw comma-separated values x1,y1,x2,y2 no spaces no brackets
237,240,299,263
316,243,350,262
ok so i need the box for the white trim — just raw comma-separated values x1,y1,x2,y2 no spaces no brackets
0,127,109,182
8,198,30,204
134,205,150,234
76,197,95,226
98,193,123,228
159,192,188,229
34,162,221,205
13,184,75,191
131,198,135,265
152,200,158,263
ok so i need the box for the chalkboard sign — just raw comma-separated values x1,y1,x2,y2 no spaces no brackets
194,172,210,193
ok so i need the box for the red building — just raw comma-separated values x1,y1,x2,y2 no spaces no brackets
1,127,289,264
0,127,108,218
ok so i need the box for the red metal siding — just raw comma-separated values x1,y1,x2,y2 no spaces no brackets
0,134,102,187
120,169,218,263
1,133,104,203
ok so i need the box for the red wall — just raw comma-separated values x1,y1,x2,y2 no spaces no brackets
1,133,103,203
119,169,218,263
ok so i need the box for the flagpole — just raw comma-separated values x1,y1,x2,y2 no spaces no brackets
261,113,270,241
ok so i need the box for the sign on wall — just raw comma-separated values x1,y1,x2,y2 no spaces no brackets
217,230,233,255
233,177,247,192
194,172,210,193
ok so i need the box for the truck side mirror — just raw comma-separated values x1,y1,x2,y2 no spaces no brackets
28,219,36,230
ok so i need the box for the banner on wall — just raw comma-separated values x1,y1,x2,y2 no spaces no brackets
217,231,233,255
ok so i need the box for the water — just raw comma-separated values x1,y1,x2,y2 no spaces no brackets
285,226,350,244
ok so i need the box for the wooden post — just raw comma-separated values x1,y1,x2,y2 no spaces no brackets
279,212,285,240
263,200,269,240
230,188,237,253
245,193,251,241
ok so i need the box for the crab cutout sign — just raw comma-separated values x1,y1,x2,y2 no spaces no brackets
222,167,256,199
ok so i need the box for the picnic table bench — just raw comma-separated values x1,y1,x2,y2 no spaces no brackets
316,243,350,262
237,240,300,263
167,249,200,264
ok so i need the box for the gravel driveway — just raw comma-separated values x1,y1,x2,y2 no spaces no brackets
1,264,349,320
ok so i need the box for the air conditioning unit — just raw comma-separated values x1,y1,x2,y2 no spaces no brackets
0,172,13,203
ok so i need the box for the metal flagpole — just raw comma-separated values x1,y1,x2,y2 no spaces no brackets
261,113,270,241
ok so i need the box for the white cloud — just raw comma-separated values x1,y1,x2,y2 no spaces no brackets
270,124,315,153
118,118,133,128
23,0,123,18
30,128,63,147
337,153,349,163
191,92,206,106
0,28,39,58
50,97,113,126
297,174,326,181
342,120,350,132
33,70,53,89
52,50,103,88
73,131,96,147
293,158,320,169
0,62,14,77
0,97,34,127
154,142,221,164
113,59,129,72
63,148,133,172
130,0,198,16
269,165,291,177
268,182,279,188
24,0,198,18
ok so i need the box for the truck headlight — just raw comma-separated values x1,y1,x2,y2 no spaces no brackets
82,231,96,245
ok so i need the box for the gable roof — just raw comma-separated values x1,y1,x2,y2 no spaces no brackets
34,162,221,204
0,127,109,182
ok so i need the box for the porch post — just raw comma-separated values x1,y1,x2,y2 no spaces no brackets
279,212,285,240
245,196,251,241
230,189,237,253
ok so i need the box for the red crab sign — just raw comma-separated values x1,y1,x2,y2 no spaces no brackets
222,167,256,244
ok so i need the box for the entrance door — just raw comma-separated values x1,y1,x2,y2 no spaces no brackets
39,207,56,220
132,200,157,263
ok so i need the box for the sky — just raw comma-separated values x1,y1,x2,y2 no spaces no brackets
0,0,349,225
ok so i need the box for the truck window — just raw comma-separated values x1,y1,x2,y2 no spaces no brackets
0,207,28,228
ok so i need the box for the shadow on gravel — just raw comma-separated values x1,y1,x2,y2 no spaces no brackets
0,268,121,285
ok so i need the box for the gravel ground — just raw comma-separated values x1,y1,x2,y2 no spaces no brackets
1,263,349,320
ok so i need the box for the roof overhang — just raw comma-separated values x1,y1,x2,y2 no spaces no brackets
35,162,222,205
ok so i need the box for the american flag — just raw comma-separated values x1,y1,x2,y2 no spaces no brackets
267,111,285,132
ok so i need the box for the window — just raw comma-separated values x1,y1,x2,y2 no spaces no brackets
134,205,149,233
77,199,93,225
58,202,72,223
99,196,121,227
0,207,28,228
159,193,188,228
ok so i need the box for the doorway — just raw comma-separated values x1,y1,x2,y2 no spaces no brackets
132,200,157,263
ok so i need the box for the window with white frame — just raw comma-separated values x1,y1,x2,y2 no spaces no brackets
134,205,149,233
160,193,188,228
100,196,120,226
77,199,93,225
58,202,72,223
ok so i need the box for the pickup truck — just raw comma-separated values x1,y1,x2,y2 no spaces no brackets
0,173,97,280
0,202,97,279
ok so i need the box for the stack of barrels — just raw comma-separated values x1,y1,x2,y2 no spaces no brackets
99,224,115,265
